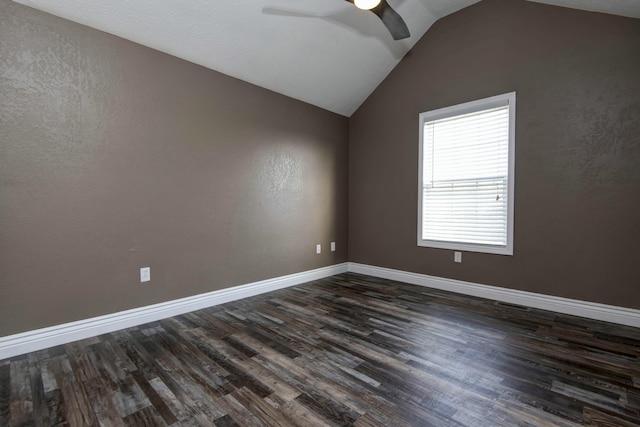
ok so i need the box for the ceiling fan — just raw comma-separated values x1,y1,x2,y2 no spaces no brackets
346,0,410,40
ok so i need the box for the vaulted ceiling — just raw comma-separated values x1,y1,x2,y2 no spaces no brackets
12,0,640,116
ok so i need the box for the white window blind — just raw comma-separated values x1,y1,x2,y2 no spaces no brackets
418,92,515,255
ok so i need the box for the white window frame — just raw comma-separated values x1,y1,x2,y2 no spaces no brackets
417,92,516,255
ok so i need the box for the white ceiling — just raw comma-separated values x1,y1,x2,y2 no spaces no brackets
12,0,640,117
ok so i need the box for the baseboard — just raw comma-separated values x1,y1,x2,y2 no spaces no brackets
4,261,638,360
348,262,640,328
0,263,349,360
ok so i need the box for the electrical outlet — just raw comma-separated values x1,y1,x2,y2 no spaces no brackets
454,252,462,263
140,267,151,282
316,244,321,254
331,241,336,252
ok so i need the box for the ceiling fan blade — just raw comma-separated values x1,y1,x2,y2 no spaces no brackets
372,0,410,40
345,0,410,40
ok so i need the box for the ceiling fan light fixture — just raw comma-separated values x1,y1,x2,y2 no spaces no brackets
354,0,381,10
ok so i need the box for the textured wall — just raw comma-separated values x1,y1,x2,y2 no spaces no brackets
0,0,348,335
349,0,640,308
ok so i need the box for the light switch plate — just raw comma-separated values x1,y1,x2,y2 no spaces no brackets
454,252,462,263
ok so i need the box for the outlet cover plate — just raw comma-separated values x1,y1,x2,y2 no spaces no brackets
140,267,151,282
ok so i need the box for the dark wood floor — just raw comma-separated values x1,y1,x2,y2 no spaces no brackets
2,273,640,426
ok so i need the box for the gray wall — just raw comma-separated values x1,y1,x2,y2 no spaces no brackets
2,0,640,338
349,0,640,309
0,0,348,335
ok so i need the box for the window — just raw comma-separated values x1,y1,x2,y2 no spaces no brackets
418,92,515,255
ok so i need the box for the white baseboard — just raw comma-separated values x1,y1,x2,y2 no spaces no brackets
3,261,638,360
348,262,640,328
0,263,349,360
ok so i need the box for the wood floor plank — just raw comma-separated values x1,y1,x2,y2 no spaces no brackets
9,359,34,425
121,405,167,426
147,376,191,424
118,331,224,425
0,363,10,426
27,353,49,425
274,395,335,427
130,369,179,425
82,376,126,427
43,388,66,426
199,334,301,402
583,406,640,427
60,381,98,426
3,272,640,425
142,338,227,422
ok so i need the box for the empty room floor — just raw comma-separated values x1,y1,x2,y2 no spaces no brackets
1,273,639,426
